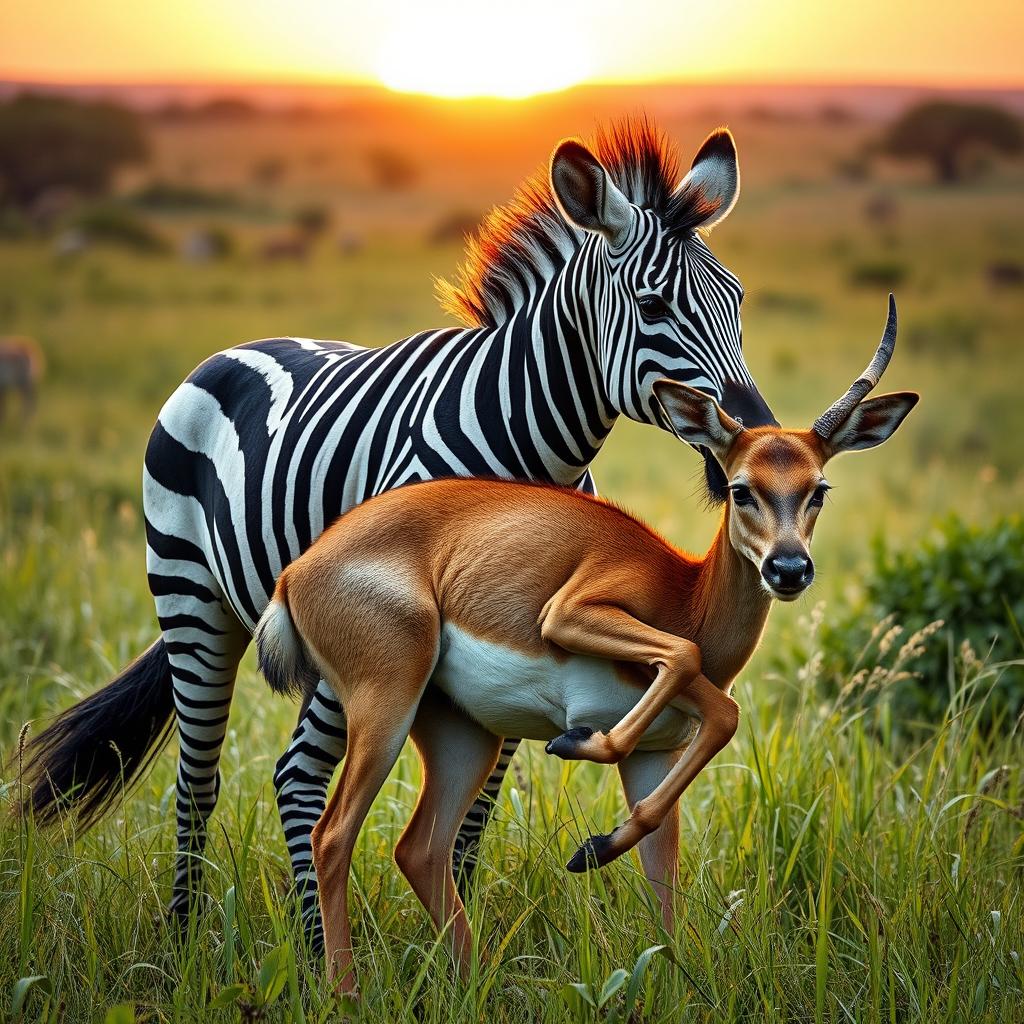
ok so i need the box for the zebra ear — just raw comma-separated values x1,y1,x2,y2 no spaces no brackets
676,128,740,231
551,140,633,249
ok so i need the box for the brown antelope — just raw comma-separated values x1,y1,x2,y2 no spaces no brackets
255,297,917,990
0,336,43,424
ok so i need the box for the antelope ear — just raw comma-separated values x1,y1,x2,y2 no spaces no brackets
551,140,633,249
653,379,743,460
676,128,740,231
826,392,919,455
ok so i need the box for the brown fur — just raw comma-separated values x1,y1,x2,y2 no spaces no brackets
270,433,813,990
254,301,918,991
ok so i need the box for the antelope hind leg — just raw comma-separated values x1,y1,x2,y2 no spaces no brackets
396,690,503,978
567,674,738,872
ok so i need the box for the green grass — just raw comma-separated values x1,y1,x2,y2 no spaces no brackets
1,152,1023,1020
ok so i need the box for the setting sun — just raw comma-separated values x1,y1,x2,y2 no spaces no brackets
374,4,592,99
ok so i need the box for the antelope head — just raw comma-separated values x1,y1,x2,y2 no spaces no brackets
653,295,919,600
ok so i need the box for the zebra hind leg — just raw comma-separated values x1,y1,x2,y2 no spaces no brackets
155,581,249,922
273,678,349,955
452,737,521,901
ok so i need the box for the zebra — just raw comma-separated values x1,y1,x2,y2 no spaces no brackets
22,118,777,953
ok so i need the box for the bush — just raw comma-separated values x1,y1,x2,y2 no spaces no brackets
131,180,241,212
817,516,1024,726
292,203,331,238
906,310,982,356
847,259,907,290
72,204,168,253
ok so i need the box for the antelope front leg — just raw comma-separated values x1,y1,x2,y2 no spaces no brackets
539,599,701,765
619,749,683,930
566,673,738,872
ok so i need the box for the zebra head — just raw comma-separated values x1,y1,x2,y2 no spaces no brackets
550,125,777,500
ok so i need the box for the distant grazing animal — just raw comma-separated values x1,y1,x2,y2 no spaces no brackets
19,118,777,955
986,260,1023,289
260,234,311,261
254,297,917,990
0,336,44,423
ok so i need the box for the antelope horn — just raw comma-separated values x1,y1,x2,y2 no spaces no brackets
812,294,898,439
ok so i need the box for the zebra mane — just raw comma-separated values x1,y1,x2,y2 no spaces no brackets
437,116,721,328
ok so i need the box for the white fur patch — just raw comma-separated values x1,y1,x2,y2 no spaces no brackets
432,624,695,750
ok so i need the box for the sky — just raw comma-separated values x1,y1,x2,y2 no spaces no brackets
2,0,1022,97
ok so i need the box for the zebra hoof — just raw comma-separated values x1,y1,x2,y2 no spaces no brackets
159,903,192,941
545,726,595,760
566,831,617,873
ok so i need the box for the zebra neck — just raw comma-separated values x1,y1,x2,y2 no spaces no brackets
475,281,617,487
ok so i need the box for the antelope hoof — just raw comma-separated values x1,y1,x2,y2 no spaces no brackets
566,830,618,873
545,726,594,759
546,726,618,763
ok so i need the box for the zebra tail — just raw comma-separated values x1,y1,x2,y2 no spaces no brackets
255,580,320,701
19,638,176,830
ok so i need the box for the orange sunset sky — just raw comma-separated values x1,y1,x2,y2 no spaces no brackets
2,0,1023,98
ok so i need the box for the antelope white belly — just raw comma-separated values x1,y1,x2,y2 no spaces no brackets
431,623,695,751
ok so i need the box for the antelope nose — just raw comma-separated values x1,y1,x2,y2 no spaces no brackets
762,554,814,595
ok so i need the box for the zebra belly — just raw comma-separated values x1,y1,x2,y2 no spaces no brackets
431,623,695,751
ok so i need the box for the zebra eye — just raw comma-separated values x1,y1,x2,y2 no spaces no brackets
637,294,671,320
808,483,831,510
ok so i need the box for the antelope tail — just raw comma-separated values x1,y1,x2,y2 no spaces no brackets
254,579,320,700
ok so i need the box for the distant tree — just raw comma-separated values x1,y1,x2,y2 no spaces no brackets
366,146,420,191
880,100,1023,183
0,93,149,207
195,97,258,120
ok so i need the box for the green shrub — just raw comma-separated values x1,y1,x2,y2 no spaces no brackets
72,204,168,253
847,258,907,290
905,309,982,356
817,516,1024,726
130,180,242,212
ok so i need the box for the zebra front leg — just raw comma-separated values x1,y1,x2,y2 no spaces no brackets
451,737,520,901
274,678,348,954
155,585,248,921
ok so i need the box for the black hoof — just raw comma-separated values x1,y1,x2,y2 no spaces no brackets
545,726,595,759
160,901,194,942
566,830,617,873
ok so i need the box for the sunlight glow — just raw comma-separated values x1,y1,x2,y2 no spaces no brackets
374,5,592,100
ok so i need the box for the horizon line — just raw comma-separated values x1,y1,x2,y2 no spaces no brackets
3,70,1024,96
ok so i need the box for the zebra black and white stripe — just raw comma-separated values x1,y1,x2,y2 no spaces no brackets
49,119,780,950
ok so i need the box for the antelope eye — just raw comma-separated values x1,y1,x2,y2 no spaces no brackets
637,294,671,320
730,484,756,508
808,483,831,509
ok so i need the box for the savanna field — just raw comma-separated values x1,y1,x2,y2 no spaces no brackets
1,94,1023,1021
